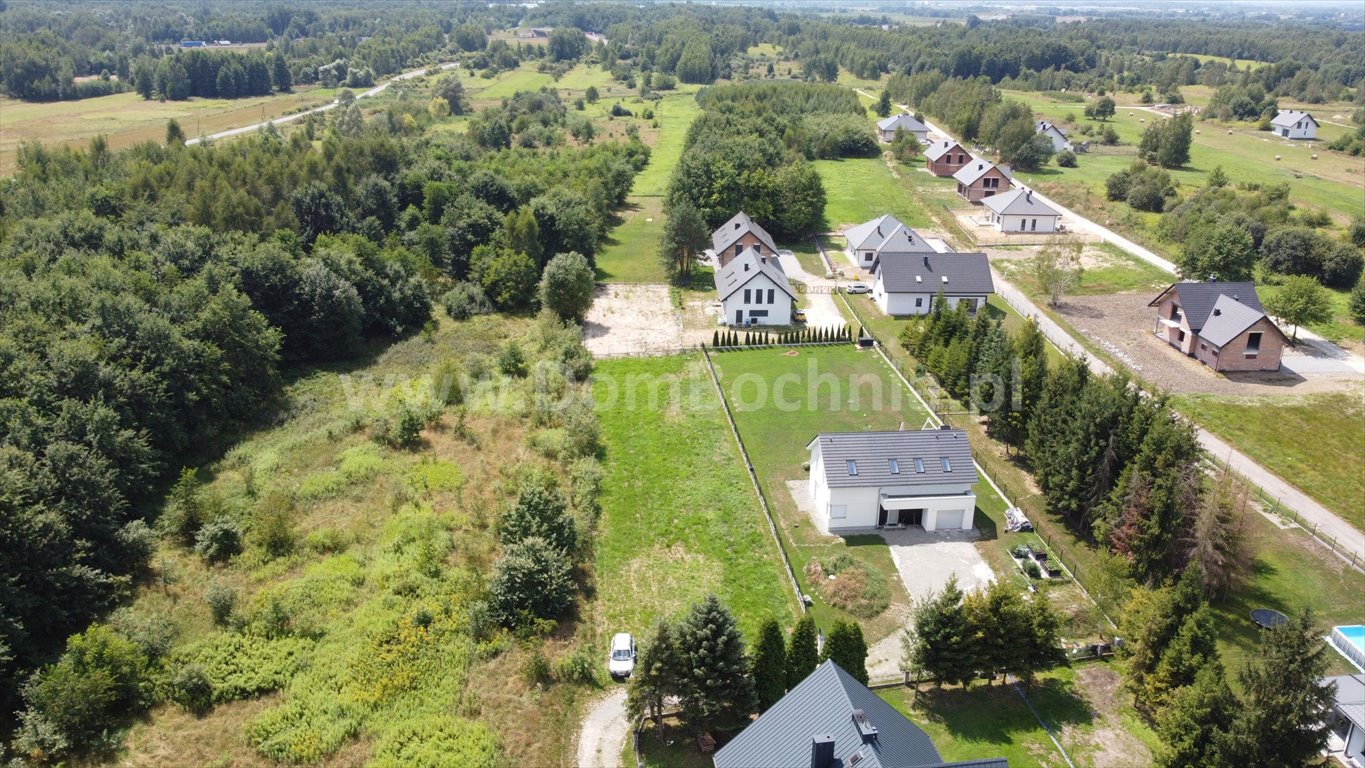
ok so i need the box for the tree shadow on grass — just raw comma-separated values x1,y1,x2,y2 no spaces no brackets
1213,557,1288,659
913,675,1094,746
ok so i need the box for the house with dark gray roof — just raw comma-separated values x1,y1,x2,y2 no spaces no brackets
844,214,936,271
1035,120,1071,152
711,211,780,268
715,660,1007,768
715,246,795,326
981,189,1062,234
805,429,979,532
1271,109,1319,140
1325,674,1365,766
877,113,929,143
870,252,994,317
1148,281,1287,372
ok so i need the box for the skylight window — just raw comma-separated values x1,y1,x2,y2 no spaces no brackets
913,458,925,473
889,459,900,474
941,457,952,472
846,460,858,476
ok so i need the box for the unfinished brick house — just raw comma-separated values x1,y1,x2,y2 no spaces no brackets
1148,281,1288,372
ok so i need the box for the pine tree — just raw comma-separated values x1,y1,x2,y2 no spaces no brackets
1145,606,1218,711
1018,594,1068,686
965,579,1030,683
911,576,976,686
821,620,869,685
1226,610,1334,766
1155,660,1237,768
752,618,787,711
675,595,755,732
786,615,819,689
1188,465,1250,599
627,620,681,739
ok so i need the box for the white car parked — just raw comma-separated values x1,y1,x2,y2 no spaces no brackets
608,632,636,679
843,283,871,294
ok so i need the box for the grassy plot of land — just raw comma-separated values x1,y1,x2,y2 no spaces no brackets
0,87,337,175
1172,392,1365,530
591,354,797,641
991,243,1172,297
1001,89,1365,225
467,62,557,102
815,158,940,232
594,93,703,282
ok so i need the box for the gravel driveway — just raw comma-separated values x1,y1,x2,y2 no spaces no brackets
779,252,844,329
577,689,628,768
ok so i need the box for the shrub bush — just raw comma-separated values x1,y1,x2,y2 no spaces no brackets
441,282,494,321
1056,150,1077,168
487,537,575,628
555,647,598,684
497,341,528,378
205,582,238,625
253,491,296,559
195,517,243,563
168,663,215,715
1024,560,1042,579
20,624,150,755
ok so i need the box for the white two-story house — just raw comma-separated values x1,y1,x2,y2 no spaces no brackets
714,246,795,326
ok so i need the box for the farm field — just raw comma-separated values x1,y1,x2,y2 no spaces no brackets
0,87,337,175
591,354,797,640
1172,392,1365,530
115,313,600,766
1000,89,1365,226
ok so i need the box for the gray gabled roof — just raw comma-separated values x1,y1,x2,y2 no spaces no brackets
875,252,994,297
952,160,1011,186
981,188,1061,217
714,661,972,768
1327,675,1365,732
1149,281,1262,332
1199,294,1280,347
1036,120,1068,139
924,139,967,162
712,211,779,257
878,113,928,133
1271,109,1318,129
847,216,935,255
805,429,979,490
714,247,795,302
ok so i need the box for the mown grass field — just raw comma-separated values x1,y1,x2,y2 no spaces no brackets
591,354,798,640
992,243,1173,297
1001,89,1364,226
1172,392,1365,530
815,157,941,232
116,313,605,766
0,87,338,175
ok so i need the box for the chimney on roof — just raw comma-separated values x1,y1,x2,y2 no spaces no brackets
852,709,878,742
1025,190,1032,202
923,255,930,267
811,735,836,768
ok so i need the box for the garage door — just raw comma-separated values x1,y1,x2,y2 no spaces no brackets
934,509,964,530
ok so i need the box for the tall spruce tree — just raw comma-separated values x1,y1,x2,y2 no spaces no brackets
1144,606,1218,711
1019,594,1068,685
1187,466,1250,599
1154,660,1237,768
786,615,819,689
1119,570,1204,714
821,620,868,685
965,579,1030,683
911,576,976,687
675,595,755,732
1226,610,1334,766
627,620,681,738
752,618,787,712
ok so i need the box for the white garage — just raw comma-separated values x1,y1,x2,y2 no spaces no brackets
807,428,979,534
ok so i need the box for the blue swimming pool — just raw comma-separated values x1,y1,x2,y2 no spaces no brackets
1330,625,1365,671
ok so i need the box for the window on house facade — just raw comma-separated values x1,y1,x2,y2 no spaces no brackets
1246,332,1262,356
767,289,774,304
915,297,924,308
744,289,751,303
1030,219,1037,231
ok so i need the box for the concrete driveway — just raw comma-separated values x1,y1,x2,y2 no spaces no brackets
778,251,845,329
880,527,995,604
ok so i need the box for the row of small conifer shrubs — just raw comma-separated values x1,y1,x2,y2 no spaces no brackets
709,325,862,348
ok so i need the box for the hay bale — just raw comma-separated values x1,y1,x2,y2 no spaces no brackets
1275,155,1282,161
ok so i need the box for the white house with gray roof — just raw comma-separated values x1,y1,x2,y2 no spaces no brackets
981,188,1062,234
877,113,929,143
714,246,795,326
1325,674,1365,767
1035,120,1072,152
871,252,994,317
843,214,936,271
714,660,1008,768
807,429,979,533
1271,109,1319,140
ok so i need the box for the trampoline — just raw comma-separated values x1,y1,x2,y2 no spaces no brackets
1250,608,1288,629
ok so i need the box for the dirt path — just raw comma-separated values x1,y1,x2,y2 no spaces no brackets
577,689,629,768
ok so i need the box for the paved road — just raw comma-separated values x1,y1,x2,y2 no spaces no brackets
992,268,1365,562
577,689,628,768
186,61,459,146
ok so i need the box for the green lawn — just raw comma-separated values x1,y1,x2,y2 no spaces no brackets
630,93,703,198
468,62,556,101
595,197,667,282
592,354,798,641
992,243,1172,298
814,158,940,232
1172,393,1365,531
1001,90,1364,226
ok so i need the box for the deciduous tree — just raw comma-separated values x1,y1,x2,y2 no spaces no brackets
1264,275,1331,343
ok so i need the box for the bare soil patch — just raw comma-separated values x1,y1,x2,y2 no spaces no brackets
1064,664,1152,768
583,284,685,356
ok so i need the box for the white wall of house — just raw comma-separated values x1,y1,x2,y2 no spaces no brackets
989,211,1059,234
881,127,928,143
813,485,976,533
721,273,792,326
845,248,878,272
1277,120,1317,140
1039,128,1070,152
872,278,984,316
